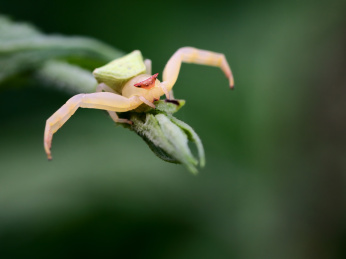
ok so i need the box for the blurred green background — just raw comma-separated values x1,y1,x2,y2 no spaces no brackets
0,0,345,258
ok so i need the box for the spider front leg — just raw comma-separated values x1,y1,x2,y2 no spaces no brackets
144,59,152,74
44,92,142,160
161,47,234,91
96,83,133,125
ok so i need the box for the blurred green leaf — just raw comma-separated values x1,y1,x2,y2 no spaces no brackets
35,60,98,94
0,15,124,84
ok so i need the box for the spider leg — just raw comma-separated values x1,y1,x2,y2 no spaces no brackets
161,47,234,91
96,83,132,125
160,84,170,99
44,92,142,160
169,90,175,99
96,84,155,109
144,59,152,74
139,96,156,108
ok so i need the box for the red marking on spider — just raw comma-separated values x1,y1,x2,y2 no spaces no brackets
134,73,159,89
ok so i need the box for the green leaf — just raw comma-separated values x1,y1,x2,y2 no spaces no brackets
156,114,199,174
170,116,205,167
35,60,98,94
121,100,205,174
0,15,124,84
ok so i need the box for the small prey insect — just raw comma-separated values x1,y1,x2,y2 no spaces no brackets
44,47,234,159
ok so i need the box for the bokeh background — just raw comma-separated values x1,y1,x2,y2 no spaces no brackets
0,0,345,258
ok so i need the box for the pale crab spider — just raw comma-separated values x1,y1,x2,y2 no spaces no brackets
44,47,234,160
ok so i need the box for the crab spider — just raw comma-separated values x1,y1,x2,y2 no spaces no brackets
44,47,234,160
